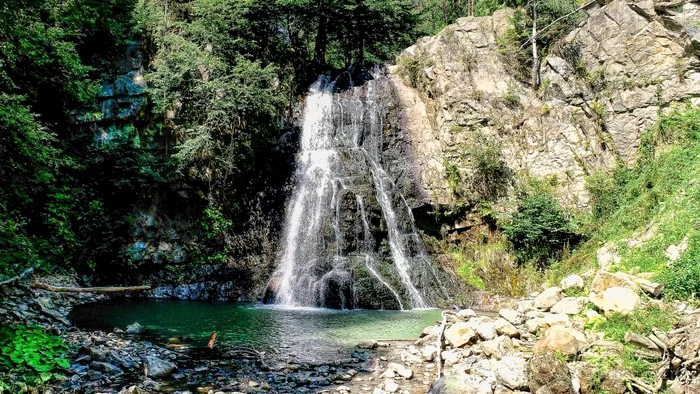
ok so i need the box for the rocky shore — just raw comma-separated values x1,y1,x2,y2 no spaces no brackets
2,268,700,394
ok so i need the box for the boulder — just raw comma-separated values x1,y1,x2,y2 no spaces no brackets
126,322,145,335
589,287,640,314
386,362,413,379
457,309,477,320
499,308,522,324
494,318,520,338
480,335,514,359
534,325,587,357
535,287,563,310
144,355,176,378
550,297,585,315
590,271,638,293
538,313,572,329
429,374,482,394
445,322,477,348
494,356,528,390
421,345,438,361
527,352,575,394
474,320,497,340
560,275,584,291
384,379,399,393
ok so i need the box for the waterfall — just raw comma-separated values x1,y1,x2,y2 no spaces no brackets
271,71,443,309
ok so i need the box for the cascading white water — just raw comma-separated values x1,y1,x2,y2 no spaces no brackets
272,72,441,309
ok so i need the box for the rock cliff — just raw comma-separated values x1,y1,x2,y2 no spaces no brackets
392,0,700,209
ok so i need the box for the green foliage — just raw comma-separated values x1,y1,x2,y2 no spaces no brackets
594,305,674,342
659,234,700,300
575,105,700,299
464,130,512,201
0,325,69,392
504,189,579,268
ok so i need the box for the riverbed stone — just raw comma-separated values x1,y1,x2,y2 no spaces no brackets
535,287,564,310
499,308,522,325
384,379,400,393
445,322,477,348
126,322,144,335
480,335,514,359
527,352,575,394
494,356,528,390
589,287,640,314
474,320,497,340
457,309,477,320
144,355,176,378
494,318,520,338
534,325,587,357
421,345,438,361
550,297,585,315
560,275,585,291
387,362,413,379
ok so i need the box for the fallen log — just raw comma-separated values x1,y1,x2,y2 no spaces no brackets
31,283,151,293
0,268,34,287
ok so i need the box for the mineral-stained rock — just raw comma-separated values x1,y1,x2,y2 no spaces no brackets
534,325,587,356
527,352,575,394
445,322,477,348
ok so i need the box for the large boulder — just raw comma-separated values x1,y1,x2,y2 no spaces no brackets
494,356,528,390
494,318,520,338
551,297,585,315
589,287,640,314
534,325,587,357
445,322,477,348
527,352,576,394
144,355,176,378
480,335,514,359
535,287,564,310
590,271,638,293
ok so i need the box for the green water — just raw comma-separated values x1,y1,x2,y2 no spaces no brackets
70,300,441,362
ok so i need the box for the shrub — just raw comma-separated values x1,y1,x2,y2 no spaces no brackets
0,325,69,392
503,193,579,268
659,235,700,300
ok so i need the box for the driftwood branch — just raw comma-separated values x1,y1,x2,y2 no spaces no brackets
436,311,449,378
0,268,34,287
625,332,661,351
30,283,151,293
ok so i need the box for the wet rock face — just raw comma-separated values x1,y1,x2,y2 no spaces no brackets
268,71,464,310
392,0,700,209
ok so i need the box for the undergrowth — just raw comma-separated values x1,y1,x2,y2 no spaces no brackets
562,104,700,299
0,325,69,393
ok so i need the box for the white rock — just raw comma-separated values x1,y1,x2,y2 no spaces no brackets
384,379,399,393
480,335,514,359
494,356,528,390
444,322,477,348
441,349,464,366
551,297,585,315
421,345,438,362
475,320,497,340
387,363,413,379
517,300,535,313
494,318,520,338
535,287,564,310
560,275,585,291
457,308,477,319
533,325,588,356
538,313,571,329
525,318,540,333
590,287,640,315
499,308,522,324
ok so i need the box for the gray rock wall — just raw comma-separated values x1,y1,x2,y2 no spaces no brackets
392,0,700,209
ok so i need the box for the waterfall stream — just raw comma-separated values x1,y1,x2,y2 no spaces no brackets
271,71,444,309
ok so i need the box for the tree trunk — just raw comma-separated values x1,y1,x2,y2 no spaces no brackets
531,0,541,89
313,14,328,70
